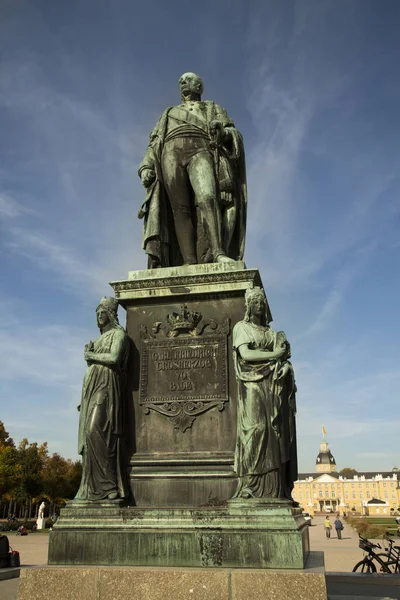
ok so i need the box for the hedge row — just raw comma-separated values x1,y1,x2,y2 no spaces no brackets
1,519,53,531
345,515,397,539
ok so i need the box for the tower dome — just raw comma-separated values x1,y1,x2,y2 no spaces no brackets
315,437,337,473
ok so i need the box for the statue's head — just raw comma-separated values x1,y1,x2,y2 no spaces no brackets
179,72,203,101
96,296,120,331
244,287,270,325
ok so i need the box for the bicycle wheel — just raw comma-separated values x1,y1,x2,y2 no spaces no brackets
352,559,377,573
372,553,394,573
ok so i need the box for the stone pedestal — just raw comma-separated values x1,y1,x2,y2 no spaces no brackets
48,263,309,570
49,499,309,569
18,553,327,600
36,517,46,530
112,262,264,507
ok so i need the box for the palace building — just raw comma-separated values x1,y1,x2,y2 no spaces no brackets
292,436,400,515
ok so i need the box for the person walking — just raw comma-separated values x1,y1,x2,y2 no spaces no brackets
334,515,344,539
324,516,332,538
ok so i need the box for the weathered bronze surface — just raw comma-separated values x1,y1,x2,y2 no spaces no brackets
138,72,247,268
232,287,298,501
74,297,130,503
113,263,257,507
139,305,229,431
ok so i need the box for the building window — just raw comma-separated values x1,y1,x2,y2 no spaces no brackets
319,491,322,497
352,492,356,498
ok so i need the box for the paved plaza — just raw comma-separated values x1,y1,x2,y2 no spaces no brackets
309,515,366,572
0,518,398,599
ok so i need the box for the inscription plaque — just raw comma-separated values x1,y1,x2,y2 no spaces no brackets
139,308,229,431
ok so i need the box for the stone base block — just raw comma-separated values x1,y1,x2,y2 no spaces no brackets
48,500,309,569
110,262,264,508
36,517,46,530
18,552,327,600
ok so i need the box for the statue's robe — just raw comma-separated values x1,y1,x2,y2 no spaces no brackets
232,322,298,500
138,101,247,267
75,326,129,501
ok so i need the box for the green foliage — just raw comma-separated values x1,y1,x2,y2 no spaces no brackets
0,422,82,516
0,421,15,450
15,439,47,501
345,515,394,539
42,453,82,503
0,445,22,497
339,467,359,477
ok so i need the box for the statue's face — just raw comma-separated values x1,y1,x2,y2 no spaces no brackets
249,296,266,318
96,308,110,329
179,72,203,98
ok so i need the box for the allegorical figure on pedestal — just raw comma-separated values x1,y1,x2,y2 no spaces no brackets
138,72,247,268
232,287,298,500
75,297,130,502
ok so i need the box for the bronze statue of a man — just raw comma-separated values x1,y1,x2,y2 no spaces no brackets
138,72,247,268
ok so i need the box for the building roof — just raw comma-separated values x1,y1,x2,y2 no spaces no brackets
298,472,340,480
297,471,397,481
316,451,336,465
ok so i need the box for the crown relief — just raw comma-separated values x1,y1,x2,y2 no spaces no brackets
167,304,202,333
140,304,229,339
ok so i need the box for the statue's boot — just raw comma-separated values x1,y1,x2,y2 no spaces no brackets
215,253,235,264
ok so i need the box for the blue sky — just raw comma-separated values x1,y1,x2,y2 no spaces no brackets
1,0,399,472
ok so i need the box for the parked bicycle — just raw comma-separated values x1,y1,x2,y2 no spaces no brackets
352,534,400,573
379,532,400,573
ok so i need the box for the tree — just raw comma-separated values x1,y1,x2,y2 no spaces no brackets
0,423,82,518
0,445,21,498
15,439,48,517
0,421,15,450
339,467,358,478
42,454,81,504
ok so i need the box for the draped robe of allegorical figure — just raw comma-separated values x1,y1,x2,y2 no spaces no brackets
75,325,129,502
232,321,298,500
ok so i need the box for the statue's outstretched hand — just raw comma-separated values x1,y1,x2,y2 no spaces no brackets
140,169,156,188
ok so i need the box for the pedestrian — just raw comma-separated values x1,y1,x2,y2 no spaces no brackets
334,516,344,539
324,516,332,538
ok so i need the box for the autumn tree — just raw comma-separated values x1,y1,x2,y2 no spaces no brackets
339,467,359,478
42,453,82,508
14,439,48,518
0,424,81,519
0,421,15,450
